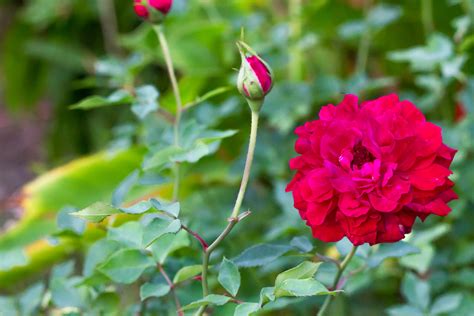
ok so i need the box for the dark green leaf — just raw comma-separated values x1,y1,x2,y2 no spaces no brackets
218,258,241,297
233,244,292,268
97,249,154,284
140,282,171,300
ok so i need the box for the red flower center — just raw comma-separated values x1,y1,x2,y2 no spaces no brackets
351,142,375,169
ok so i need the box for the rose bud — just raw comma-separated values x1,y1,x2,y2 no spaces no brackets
134,0,173,23
237,41,273,111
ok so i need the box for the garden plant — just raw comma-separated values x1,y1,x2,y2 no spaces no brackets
0,0,473,316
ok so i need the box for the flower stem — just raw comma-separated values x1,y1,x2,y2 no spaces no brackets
154,24,183,201
317,246,358,316
355,0,372,74
289,0,303,81
196,110,260,316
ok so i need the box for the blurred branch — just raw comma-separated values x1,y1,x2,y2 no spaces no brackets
356,0,372,74
98,0,121,56
289,0,303,81
421,0,435,37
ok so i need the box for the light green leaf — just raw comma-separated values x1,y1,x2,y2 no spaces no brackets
70,202,121,223
150,199,180,217
274,278,336,298
19,283,44,316
142,218,181,248
107,222,143,248
181,294,231,311
97,249,154,284
0,248,27,270
401,272,430,311
143,146,185,170
259,287,276,306
233,244,292,268
56,207,86,235
83,239,120,276
120,200,152,214
386,305,424,316
131,85,159,119
70,90,133,110
275,261,321,287
150,230,190,264
218,258,241,297
290,236,313,253
234,302,260,316
368,242,419,267
400,244,434,274
431,293,463,315
140,282,171,301
173,265,203,284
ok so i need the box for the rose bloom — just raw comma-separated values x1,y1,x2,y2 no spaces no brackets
286,94,457,245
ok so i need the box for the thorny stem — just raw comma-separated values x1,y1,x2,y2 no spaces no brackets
158,264,184,316
154,24,183,201
196,110,260,316
317,246,358,316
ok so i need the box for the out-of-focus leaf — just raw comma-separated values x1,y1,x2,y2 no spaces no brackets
234,302,260,316
181,294,231,311
233,244,293,268
431,293,463,315
142,218,181,247
71,202,121,223
173,265,203,283
56,207,86,235
386,305,424,316
290,236,313,253
18,283,44,316
69,90,134,110
107,222,143,248
0,248,28,270
150,199,181,218
92,292,120,315
388,33,453,71
83,239,120,277
132,85,160,119
367,242,419,267
150,230,190,264
140,282,171,300
97,249,154,284
401,272,430,311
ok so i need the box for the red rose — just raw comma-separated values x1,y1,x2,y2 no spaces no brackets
134,0,173,19
286,94,457,245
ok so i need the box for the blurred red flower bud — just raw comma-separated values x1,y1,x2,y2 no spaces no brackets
134,0,173,21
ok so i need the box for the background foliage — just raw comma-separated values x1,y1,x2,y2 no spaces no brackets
0,0,473,315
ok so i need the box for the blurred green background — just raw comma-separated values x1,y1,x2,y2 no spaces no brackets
0,0,473,315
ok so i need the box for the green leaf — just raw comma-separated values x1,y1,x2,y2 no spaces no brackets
430,293,463,315
218,258,241,297
290,236,313,253
386,305,424,316
400,244,434,274
388,33,453,71
173,265,203,284
112,170,140,206
50,277,85,308
83,239,120,276
233,244,292,268
97,249,154,284
131,85,159,119
275,261,321,287
181,294,231,311
274,278,336,298
70,90,133,110
0,296,18,316
0,248,27,270
19,282,44,315
367,242,419,267
144,146,185,170
56,207,86,235
150,230,190,264
234,302,260,316
120,200,152,214
140,282,171,301
142,218,181,248
401,272,430,311
92,292,120,315
70,202,121,223
107,222,143,248
259,287,276,306
150,199,181,217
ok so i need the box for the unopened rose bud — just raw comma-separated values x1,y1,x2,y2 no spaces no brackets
237,41,273,111
134,0,173,23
